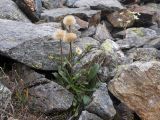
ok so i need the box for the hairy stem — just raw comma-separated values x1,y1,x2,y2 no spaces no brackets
60,39,63,68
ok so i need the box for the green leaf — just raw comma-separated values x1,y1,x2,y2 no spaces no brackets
82,95,91,105
88,64,100,81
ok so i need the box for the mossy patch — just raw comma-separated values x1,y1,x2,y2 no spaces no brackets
101,39,113,53
132,28,144,37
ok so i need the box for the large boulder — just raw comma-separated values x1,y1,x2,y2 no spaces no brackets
28,81,73,113
86,83,116,119
0,19,99,70
41,7,101,26
0,0,30,22
73,0,124,11
14,0,42,22
108,61,160,120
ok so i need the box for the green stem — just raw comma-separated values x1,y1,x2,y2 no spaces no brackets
70,42,72,63
60,39,63,68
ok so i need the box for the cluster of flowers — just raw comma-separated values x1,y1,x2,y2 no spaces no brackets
53,15,82,65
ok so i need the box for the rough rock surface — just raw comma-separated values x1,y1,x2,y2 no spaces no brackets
73,0,124,11
42,0,65,9
94,23,112,42
0,0,30,22
41,7,101,26
86,83,116,119
116,27,157,49
127,48,160,62
0,19,100,70
0,82,12,109
0,19,59,70
78,111,103,120
14,0,42,22
28,81,74,113
108,61,160,120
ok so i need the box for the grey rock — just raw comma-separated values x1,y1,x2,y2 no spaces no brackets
0,82,12,109
0,0,30,22
0,19,100,70
81,26,96,37
28,81,74,113
127,48,160,62
86,83,116,119
41,7,101,26
73,0,124,11
42,0,65,9
99,39,127,81
0,19,59,70
94,22,112,42
78,111,103,120
108,61,160,120
116,27,157,49
144,36,160,50
14,0,42,22
65,0,77,6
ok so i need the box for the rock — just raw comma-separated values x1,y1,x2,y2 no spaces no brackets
0,0,30,22
14,0,42,22
107,9,136,28
116,27,157,48
108,61,160,120
75,16,89,30
127,48,160,62
73,48,104,72
41,7,101,26
0,82,12,109
144,37,160,49
81,26,96,37
28,81,74,113
99,39,127,81
73,0,124,11
93,22,112,42
86,83,116,119
0,19,100,70
65,0,77,6
115,103,134,120
128,5,160,26
118,0,140,4
42,0,65,9
0,19,59,70
78,111,103,120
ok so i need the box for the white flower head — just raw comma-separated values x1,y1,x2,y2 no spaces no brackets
63,15,76,26
75,47,82,55
53,29,66,40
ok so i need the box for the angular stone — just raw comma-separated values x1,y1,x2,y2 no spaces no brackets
0,82,12,109
41,7,101,26
65,0,77,6
144,37,160,49
78,111,103,120
0,19,100,70
107,9,135,28
28,81,74,113
0,19,59,70
108,61,160,120
14,0,42,22
81,26,96,37
127,48,160,62
73,0,124,11
99,39,127,81
116,27,157,48
42,0,65,9
94,22,112,42
115,103,134,120
0,0,30,22
86,83,116,119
